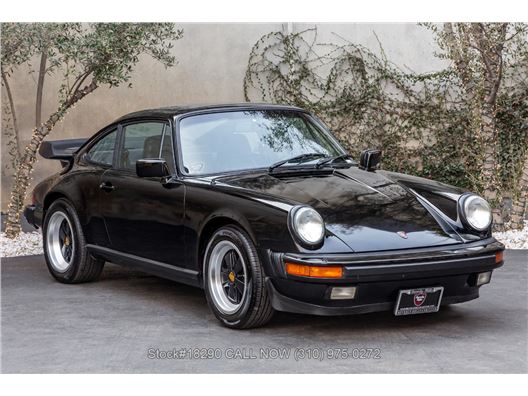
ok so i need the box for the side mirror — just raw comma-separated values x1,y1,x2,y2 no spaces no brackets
359,149,381,171
136,158,170,178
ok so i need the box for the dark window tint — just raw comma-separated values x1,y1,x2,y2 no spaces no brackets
85,129,117,166
119,122,175,173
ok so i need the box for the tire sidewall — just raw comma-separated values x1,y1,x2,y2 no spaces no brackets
203,227,256,327
43,199,85,282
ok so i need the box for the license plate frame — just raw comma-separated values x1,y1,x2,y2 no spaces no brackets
394,286,444,316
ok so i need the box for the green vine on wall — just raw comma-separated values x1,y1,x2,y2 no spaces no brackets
243,28,528,206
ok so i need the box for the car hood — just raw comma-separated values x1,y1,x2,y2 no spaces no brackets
214,167,462,252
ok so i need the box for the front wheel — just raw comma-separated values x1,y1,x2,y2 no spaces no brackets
43,198,104,283
203,226,274,329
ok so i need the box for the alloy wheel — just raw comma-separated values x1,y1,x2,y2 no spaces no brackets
46,211,75,272
208,240,248,314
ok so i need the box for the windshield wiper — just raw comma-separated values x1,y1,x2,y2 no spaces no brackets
315,154,353,168
268,153,327,173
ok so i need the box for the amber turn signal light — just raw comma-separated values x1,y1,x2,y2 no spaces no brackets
495,251,503,264
285,263,343,279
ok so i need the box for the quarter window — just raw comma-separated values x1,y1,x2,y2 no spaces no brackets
85,129,117,166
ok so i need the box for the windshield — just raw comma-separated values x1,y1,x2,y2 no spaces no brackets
178,110,345,175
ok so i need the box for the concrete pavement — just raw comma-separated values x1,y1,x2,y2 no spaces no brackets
1,250,526,373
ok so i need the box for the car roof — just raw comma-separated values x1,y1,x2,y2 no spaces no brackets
115,103,307,122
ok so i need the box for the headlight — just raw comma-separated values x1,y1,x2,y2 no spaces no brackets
460,194,492,231
290,206,325,246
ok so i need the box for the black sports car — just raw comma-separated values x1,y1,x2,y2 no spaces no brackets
25,104,504,329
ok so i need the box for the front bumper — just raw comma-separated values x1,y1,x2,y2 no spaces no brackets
264,238,504,316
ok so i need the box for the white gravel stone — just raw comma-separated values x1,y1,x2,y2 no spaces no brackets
1,231,43,257
0,221,526,257
494,221,528,250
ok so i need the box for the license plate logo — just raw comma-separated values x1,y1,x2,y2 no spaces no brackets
413,291,426,307
394,287,444,316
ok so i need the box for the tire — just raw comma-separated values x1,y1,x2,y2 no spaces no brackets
43,198,104,284
203,225,274,329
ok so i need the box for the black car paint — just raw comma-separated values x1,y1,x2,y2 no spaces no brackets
25,104,504,315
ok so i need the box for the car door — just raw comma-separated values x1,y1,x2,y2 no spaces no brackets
78,126,119,247
99,120,186,266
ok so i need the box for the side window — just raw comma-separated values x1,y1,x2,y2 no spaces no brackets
85,129,117,166
118,122,175,173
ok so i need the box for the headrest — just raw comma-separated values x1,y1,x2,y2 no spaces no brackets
143,135,162,158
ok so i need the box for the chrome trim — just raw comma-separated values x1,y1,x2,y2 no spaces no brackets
207,240,247,315
46,211,75,272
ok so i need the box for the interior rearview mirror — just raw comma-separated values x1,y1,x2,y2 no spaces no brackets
136,158,171,178
359,149,381,171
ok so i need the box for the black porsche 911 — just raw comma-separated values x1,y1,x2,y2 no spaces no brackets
25,103,504,329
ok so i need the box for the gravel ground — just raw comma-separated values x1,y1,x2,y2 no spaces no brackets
1,231,43,257
0,221,526,257
493,221,528,249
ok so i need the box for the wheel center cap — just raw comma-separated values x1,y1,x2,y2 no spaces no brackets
228,271,235,283
64,236,70,246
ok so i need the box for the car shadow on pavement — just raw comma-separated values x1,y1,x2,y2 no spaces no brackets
268,305,482,333
97,262,494,335
2,256,516,337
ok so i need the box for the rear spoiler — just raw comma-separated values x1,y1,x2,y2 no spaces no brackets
39,138,87,161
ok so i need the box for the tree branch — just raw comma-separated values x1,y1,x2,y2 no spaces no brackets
69,71,92,99
1,70,22,159
443,23,475,94
35,49,48,127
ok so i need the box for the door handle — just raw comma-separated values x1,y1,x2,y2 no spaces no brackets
99,181,115,192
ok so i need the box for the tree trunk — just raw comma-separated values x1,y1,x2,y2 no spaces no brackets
35,50,48,127
480,104,502,229
479,25,506,230
1,70,22,160
510,155,528,230
4,81,98,238
442,24,506,229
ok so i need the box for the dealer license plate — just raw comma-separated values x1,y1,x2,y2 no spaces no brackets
394,286,444,316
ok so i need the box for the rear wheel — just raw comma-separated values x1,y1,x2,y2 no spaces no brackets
204,226,274,329
43,198,104,283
